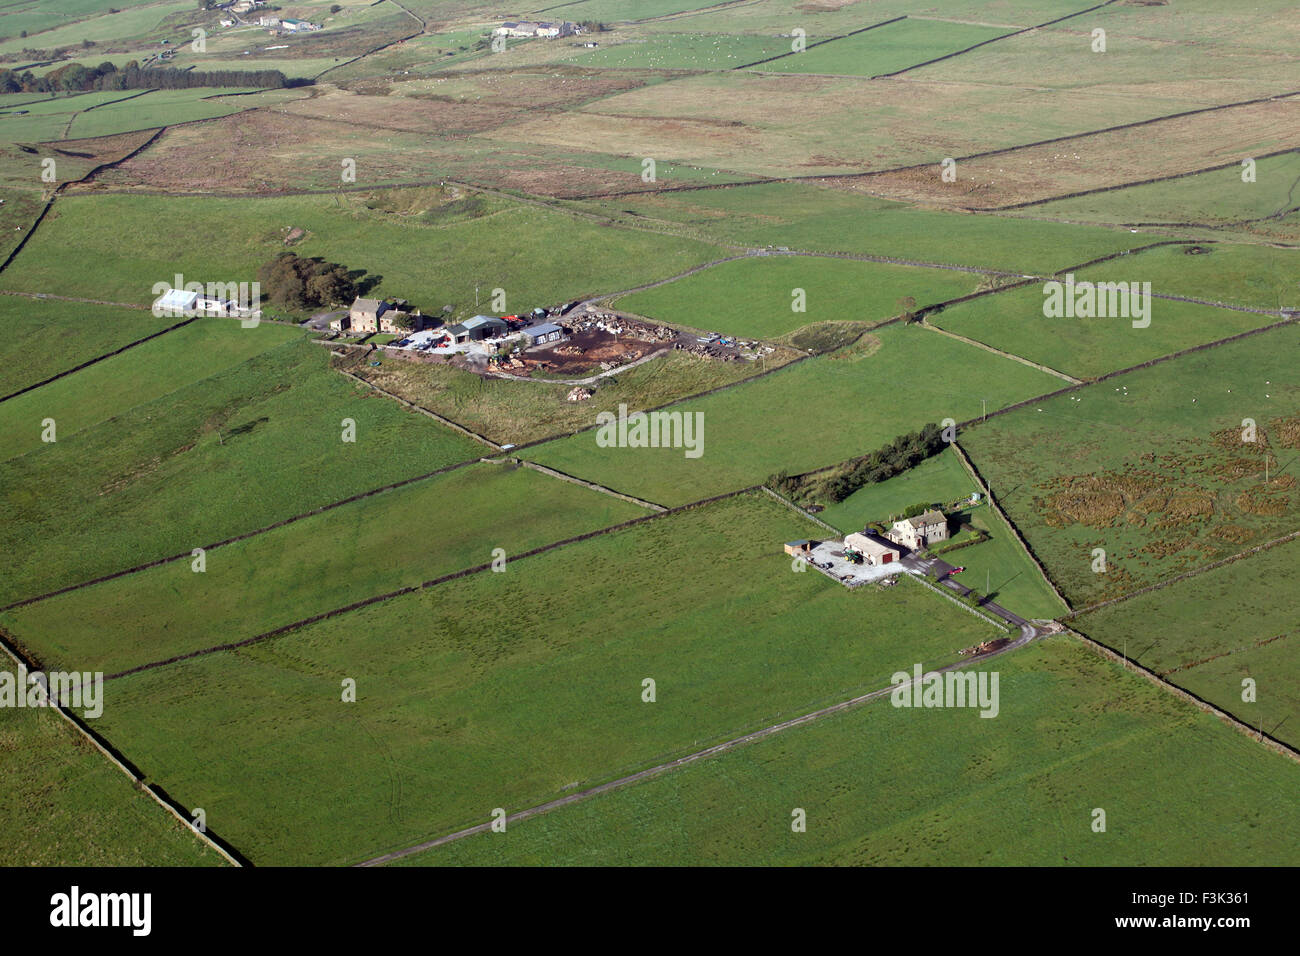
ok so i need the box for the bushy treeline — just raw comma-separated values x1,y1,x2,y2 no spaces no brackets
769,423,946,504
0,62,291,94
258,253,357,311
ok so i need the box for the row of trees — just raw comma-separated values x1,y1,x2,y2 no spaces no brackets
258,253,357,311
768,422,946,505
0,62,291,94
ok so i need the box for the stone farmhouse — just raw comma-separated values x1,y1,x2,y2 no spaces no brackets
886,510,949,551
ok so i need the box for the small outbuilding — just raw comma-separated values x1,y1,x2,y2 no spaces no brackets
784,539,816,557
521,322,565,346
844,532,901,567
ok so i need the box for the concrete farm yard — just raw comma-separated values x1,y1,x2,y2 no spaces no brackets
0,0,1297,871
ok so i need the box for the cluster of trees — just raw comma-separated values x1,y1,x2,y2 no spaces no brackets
819,423,946,503
258,253,357,311
769,423,947,504
0,62,291,94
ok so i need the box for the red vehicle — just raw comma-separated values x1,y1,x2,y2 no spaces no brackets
950,566,965,574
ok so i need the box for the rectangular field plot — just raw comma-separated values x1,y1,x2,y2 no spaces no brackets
87,492,1006,865
3,462,648,675
0,297,178,398
0,703,222,866
0,318,301,461
1025,151,1300,229
0,193,725,319
1072,538,1300,750
575,181,1161,275
527,323,1063,506
0,336,481,606
960,323,1300,609
551,33,789,71
395,637,1300,866
929,281,1281,381
614,255,979,341
755,18,1012,77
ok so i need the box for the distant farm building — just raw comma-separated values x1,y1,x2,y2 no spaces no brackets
494,21,578,38
278,18,321,32
843,532,901,567
447,315,509,343
886,510,949,550
521,322,565,346
154,287,238,317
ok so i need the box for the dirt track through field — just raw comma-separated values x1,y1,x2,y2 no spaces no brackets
356,620,1048,866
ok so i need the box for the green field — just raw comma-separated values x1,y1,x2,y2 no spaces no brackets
0,192,727,319
961,323,1300,608
399,637,1300,865
757,17,1012,77
819,446,975,533
88,492,1004,864
0,318,301,460
0,334,482,605
0,1,171,43
0,700,222,866
1072,538,1300,749
528,323,1062,506
0,297,176,397
614,255,979,341
930,280,1280,381
572,182,1162,275
1025,152,1300,229
0,0,194,55
523,0,723,20
553,33,787,71
4,461,648,674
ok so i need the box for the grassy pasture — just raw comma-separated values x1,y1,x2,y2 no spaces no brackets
756,17,1012,77
545,32,787,71
860,100,1300,210
929,283,1281,381
0,1,172,44
613,255,979,340
909,0,1300,100
1083,242,1299,312
0,318,301,461
1072,538,1300,750
819,446,975,533
0,335,482,605
0,703,223,866
4,461,648,674
520,70,1213,180
1025,151,1300,229
89,492,1003,865
571,182,1161,274
522,0,723,20
0,297,178,397
0,0,195,55
0,192,726,319
527,323,1063,506
961,323,1300,609
401,637,1300,866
